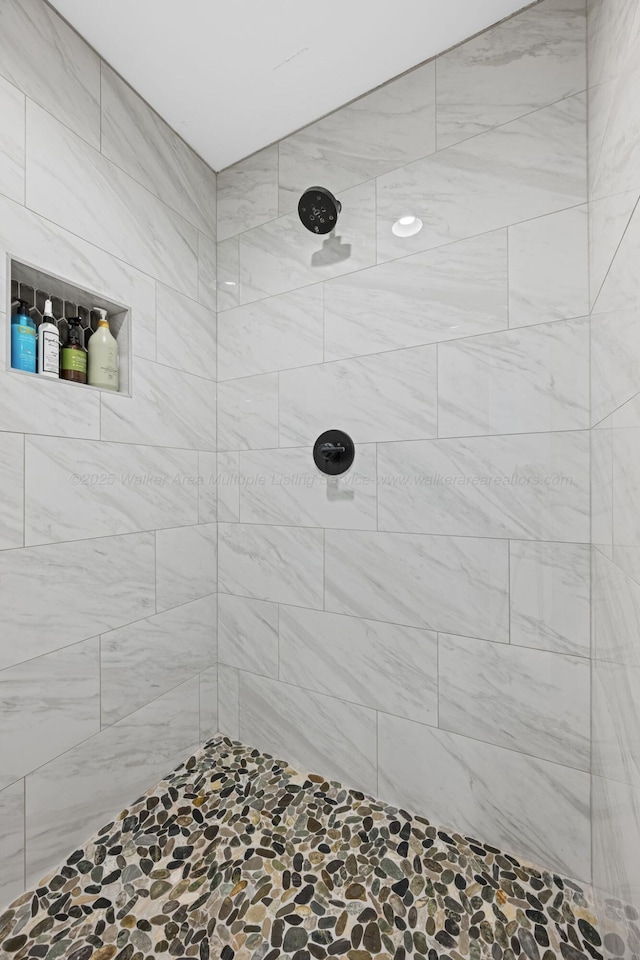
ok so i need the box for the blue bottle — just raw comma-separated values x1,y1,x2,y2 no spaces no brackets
11,299,37,372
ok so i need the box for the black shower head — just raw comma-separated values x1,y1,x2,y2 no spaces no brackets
298,186,341,234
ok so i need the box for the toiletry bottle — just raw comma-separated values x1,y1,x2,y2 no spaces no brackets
60,317,87,383
87,308,118,391
37,298,60,379
10,299,37,373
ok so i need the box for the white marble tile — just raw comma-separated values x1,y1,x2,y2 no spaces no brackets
217,451,240,522
198,451,217,523
377,432,590,542
612,426,640,560
508,206,589,327
325,530,509,641
378,713,591,881
218,146,278,241
218,522,324,609
278,63,436,214
217,373,278,451
25,103,198,298
592,308,640,424
439,633,590,770
239,672,377,796
216,238,240,312
218,663,239,739
589,191,639,307
324,231,508,361
101,64,216,238
24,436,198,544
592,774,640,908
510,540,591,657
101,358,216,451
280,346,437,446
377,94,587,263
437,0,586,150
0,780,24,908
198,231,217,308
592,430,613,555
593,659,640,786
0,368,100,440
594,202,640,315
238,445,377,530
25,677,199,887
218,594,278,679
0,533,154,671
156,524,217,612
590,68,640,201
0,75,24,203
101,595,216,726
438,318,589,437
588,0,639,86
280,606,438,727
156,284,216,381
0,638,100,791
239,181,376,304
0,194,157,362
199,665,218,742
592,548,640,667
217,286,323,381
0,431,23,550
0,0,100,148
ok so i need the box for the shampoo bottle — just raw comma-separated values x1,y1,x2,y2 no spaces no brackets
37,299,60,379
88,308,118,391
11,299,37,373
60,317,87,383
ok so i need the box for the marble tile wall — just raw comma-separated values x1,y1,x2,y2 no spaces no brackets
588,0,640,939
215,0,592,884
0,0,217,905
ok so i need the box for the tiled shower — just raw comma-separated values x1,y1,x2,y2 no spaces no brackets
0,0,639,954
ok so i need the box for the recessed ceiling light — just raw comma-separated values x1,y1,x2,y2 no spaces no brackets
392,215,423,238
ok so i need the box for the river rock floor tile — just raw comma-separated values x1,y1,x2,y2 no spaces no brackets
0,737,609,960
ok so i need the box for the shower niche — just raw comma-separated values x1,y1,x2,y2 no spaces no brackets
6,257,132,395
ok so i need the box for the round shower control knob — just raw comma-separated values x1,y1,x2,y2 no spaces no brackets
313,429,355,476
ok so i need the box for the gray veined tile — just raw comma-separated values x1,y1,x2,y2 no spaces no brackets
0,431,23,550
24,436,198,545
217,373,278,451
156,523,217,612
377,432,590,542
101,64,216,238
592,774,640,908
218,663,239,739
239,180,376,305
592,548,640,667
0,779,24,908
594,201,640,315
100,358,216,451
508,206,589,328
588,0,639,86
591,430,613,556
0,366,100,440
278,62,436,214
510,540,591,658
591,308,640,425
377,93,586,263
217,451,239,522
438,633,590,770
590,66,640,201
612,425,640,557
199,665,218,742
279,346,437,446
217,145,279,241
324,231,508,361
239,672,377,796
0,638,100,791
218,594,279,679
325,529,509,641
0,75,24,203
100,595,216,726
198,451,217,523
217,286,323,381
593,659,640,787
217,237,240,312
156,284,216,381
589,191,639,308
238,445,377,530
436,0,586,150
378,713,591,881
0,0,100,148
437,318,590,437
198,231,217,308
279,606,438,727
25,677,199,887
0,534,154,671
25,103,198,298
218,522,324,609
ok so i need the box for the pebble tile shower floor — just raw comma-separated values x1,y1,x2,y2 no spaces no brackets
0,737,611,960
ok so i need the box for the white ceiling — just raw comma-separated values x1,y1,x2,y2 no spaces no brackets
50,0,532,171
